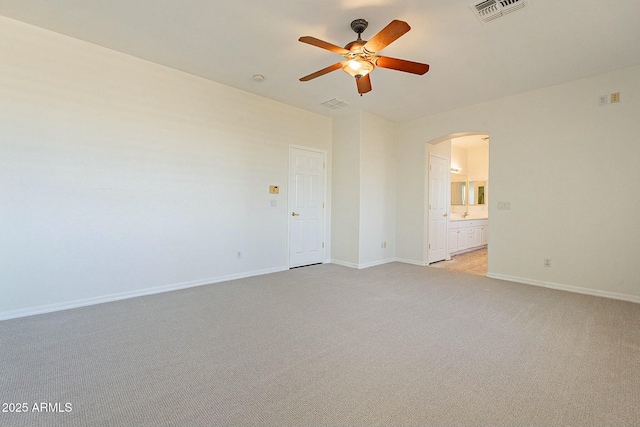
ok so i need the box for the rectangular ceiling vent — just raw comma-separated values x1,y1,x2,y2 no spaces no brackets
470,0,529,23
320,98,349,110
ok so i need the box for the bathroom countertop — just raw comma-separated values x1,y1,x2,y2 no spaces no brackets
450,217,488,221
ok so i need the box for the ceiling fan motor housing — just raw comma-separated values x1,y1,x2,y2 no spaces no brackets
350,19,368,35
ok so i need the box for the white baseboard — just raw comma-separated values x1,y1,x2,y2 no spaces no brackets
357,258,396,269
330,258,397,269
0,266,289,321
11,264,635,322
330,259,359,269
395,258,427,267
487,273,640,304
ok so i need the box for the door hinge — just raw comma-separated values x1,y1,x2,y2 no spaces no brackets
322,242,325,248
323,162,326,169
429,165,433,171
322,203,325,208
429,244,431,249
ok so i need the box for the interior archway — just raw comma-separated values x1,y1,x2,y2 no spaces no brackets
424,132,490,275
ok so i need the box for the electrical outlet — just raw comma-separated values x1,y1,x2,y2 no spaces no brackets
544,258,551,267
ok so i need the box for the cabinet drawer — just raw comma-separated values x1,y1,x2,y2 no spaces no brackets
456,219,488,228
457,220,475,228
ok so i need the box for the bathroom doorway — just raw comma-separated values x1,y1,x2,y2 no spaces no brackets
427,133,489,275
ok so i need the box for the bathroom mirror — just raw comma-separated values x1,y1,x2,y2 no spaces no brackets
469,181,486,205
451,180,467,205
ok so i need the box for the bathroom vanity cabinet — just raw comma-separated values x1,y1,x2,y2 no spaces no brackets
449,219,488,255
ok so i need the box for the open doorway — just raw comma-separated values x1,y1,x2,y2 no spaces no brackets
427,134,489,275
430,247,487,276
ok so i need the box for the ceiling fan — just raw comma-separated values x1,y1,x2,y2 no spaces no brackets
298,19,430,95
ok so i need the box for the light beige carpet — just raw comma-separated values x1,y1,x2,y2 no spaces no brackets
1,262,639,426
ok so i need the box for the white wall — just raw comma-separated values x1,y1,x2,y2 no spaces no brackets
359,111,396,267
452,144,489,217
331,111,397,268
451,144,468,174
467,146,489,182
450,143,468,215
331,114,360,265
397,64,640,301
467,145,489,217
0,17,332,318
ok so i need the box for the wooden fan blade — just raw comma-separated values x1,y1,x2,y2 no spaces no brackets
376,56,430,75
299,62,343,81
363,20,410,53
356,74,372,94
299,36,350,55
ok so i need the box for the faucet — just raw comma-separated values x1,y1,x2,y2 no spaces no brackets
463,212,469,218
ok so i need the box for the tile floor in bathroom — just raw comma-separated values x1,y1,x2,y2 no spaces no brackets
430,247,487,276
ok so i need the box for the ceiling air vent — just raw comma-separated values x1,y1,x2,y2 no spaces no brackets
500,0,526,13
470,0,529,23
320,98,349,110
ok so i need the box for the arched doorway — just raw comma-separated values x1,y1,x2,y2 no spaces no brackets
425,132,490,275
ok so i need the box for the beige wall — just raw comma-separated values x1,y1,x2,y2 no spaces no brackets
331,113,361,266
331,111,397,268
0,17,332,318
359,111,396,267
397,64,640,301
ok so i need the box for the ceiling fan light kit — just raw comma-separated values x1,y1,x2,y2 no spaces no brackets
298,19,429,95
342,59,374,79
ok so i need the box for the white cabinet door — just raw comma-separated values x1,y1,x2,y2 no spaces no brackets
473,227,482,246
450,220,488,254
466,229,475,248
481,226,488,245
449,229,458,253
458,229,470,251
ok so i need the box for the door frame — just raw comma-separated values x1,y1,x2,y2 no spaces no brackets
288,144,328,268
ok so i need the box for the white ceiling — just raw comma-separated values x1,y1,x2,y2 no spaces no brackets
1,0,639,122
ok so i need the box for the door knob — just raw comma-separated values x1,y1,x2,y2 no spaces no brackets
443,213,448,217
291,212,300,217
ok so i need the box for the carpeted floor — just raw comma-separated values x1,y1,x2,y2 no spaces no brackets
1,262,639,426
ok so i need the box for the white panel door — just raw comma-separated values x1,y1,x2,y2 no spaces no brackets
428,155,448,263
289,147,325,268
